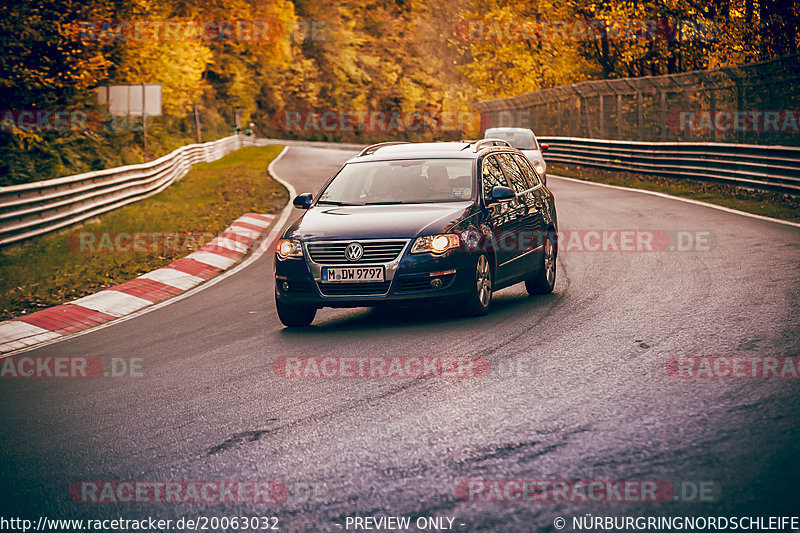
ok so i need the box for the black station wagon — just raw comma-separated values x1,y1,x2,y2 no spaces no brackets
274,139,558,327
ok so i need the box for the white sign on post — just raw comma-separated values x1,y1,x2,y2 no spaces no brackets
98,84,162,159
98,85,162,117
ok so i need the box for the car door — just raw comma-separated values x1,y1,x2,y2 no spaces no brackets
495,152,544,278
480,154,517,281
509,152,546,274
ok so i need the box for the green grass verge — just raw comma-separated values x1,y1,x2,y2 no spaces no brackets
0,145,286,320
549,163,800,223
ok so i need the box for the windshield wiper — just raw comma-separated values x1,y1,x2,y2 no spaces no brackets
316,200,362,206
363,200,459,205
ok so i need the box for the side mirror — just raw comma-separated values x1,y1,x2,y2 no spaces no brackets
293,193,313,209
540,143,549,152
489,185,515,203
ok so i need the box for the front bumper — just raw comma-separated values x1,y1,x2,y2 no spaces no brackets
275,242,475,308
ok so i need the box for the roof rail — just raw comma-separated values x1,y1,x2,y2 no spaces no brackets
357,141,410,157
472,138,512,152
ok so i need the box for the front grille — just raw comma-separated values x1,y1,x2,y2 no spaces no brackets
318,281,391,296
307,240,407,265
397,273,456,293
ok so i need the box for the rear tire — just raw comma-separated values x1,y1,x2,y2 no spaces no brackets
525,231,556,295
463,254,493,316
276,297,316,327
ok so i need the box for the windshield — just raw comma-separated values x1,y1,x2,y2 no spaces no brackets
317,159,474,205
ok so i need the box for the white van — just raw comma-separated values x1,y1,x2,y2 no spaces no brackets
484,127,549,184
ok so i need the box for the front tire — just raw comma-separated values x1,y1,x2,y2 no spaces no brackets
276,297,316,327
463,254,493,316
525,231,556,295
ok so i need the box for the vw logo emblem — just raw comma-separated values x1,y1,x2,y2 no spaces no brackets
345,242,364,262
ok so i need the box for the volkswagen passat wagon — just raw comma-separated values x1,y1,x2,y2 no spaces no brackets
274,140,558,327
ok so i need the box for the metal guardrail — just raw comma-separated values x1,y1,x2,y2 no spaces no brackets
538,137,800,195
4,134,795,248
0,135,259,246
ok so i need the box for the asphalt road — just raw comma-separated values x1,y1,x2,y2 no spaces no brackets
1,145,799,532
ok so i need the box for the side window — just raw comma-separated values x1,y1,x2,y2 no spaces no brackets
481,155,509,199
511,153,540,187
497,153,529,193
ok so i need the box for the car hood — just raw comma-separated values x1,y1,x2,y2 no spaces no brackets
285,202,475,241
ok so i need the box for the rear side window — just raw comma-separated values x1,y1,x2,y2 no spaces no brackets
481,155,509,199
511,153,541,187
496,153,529,193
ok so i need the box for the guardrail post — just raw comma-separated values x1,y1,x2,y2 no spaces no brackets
557,100,562,135
710,89,717,142
736,81,744,144
545,102,551,136
582,97,592,137
574,96,580,137
599,94,605,139
637,91,644,140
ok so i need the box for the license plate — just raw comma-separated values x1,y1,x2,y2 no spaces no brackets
322,266,385,283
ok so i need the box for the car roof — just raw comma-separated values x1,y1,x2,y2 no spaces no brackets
485,127,534,134
347,141,520,162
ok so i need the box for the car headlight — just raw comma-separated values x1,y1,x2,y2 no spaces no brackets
276,238,303,259
411,234,460,254
535,162,545,175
